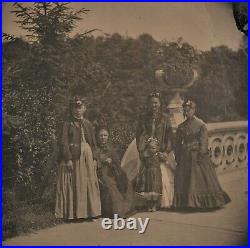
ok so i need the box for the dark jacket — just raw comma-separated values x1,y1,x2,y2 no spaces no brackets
136,112,173,154
59,117,97,161
175,116,208,164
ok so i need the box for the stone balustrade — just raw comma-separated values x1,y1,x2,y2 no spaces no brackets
121,121,248,180
207,121,248,174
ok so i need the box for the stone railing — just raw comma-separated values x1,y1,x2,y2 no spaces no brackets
121,121,248,180
207,121,248,174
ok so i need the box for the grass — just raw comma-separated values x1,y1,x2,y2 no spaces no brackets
3,201,63,241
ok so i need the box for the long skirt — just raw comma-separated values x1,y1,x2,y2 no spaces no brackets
160,162,175,208
55,142,101,219
173,150,231,209
99,166,135,218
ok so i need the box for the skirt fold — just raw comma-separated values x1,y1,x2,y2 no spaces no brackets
55,142,101,219
173,151,231,209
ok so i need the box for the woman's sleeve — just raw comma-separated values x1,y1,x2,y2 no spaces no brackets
94,150,102,169
95,152,102,178
110,148,121,167
60,122,72,161
174,127,182,163
199,124,209,155
90,123,98,160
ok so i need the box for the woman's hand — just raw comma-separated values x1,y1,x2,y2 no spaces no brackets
157,152,164,159
64,160,73,171
158,152,168,161
197,152,204,165
105,158,112,164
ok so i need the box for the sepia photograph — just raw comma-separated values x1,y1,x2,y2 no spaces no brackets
2,2,248,246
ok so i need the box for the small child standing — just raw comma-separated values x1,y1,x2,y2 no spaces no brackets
135,138,163,212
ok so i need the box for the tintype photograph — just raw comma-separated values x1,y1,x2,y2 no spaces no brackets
2,2,248,246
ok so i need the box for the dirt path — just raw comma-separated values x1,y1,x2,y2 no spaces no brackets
3,168,248,246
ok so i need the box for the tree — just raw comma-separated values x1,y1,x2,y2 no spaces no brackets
186,46,247,122
3,2,94,202
11,3,90,44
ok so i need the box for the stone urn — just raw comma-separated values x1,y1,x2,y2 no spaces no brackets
155,68,198,130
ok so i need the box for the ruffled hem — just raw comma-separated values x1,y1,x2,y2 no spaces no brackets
172,191,231,209
136,191,162,200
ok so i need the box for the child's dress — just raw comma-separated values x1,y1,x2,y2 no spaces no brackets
134,111,175,208
135,153,162,200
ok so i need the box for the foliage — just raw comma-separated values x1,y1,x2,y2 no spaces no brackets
11,2,90,44
156,38,199,88
3,3,91,201
3,189,63,240
186,46,247,121
2,2,247,239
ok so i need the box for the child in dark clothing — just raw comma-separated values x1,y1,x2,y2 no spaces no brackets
135,138,163,212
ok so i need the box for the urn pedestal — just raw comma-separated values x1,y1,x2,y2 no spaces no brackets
166,90,184,130
155,69,198,130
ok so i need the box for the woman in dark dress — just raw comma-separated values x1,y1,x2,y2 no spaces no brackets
173,100,231,210
94,126,135,218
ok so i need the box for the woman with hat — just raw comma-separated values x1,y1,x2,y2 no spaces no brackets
173,100,231,210
136,92,175,209
55,96,101,220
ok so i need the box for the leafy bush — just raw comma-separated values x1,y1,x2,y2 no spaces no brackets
2,2,247,239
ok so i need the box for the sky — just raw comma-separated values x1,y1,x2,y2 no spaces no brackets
2,2,244,51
